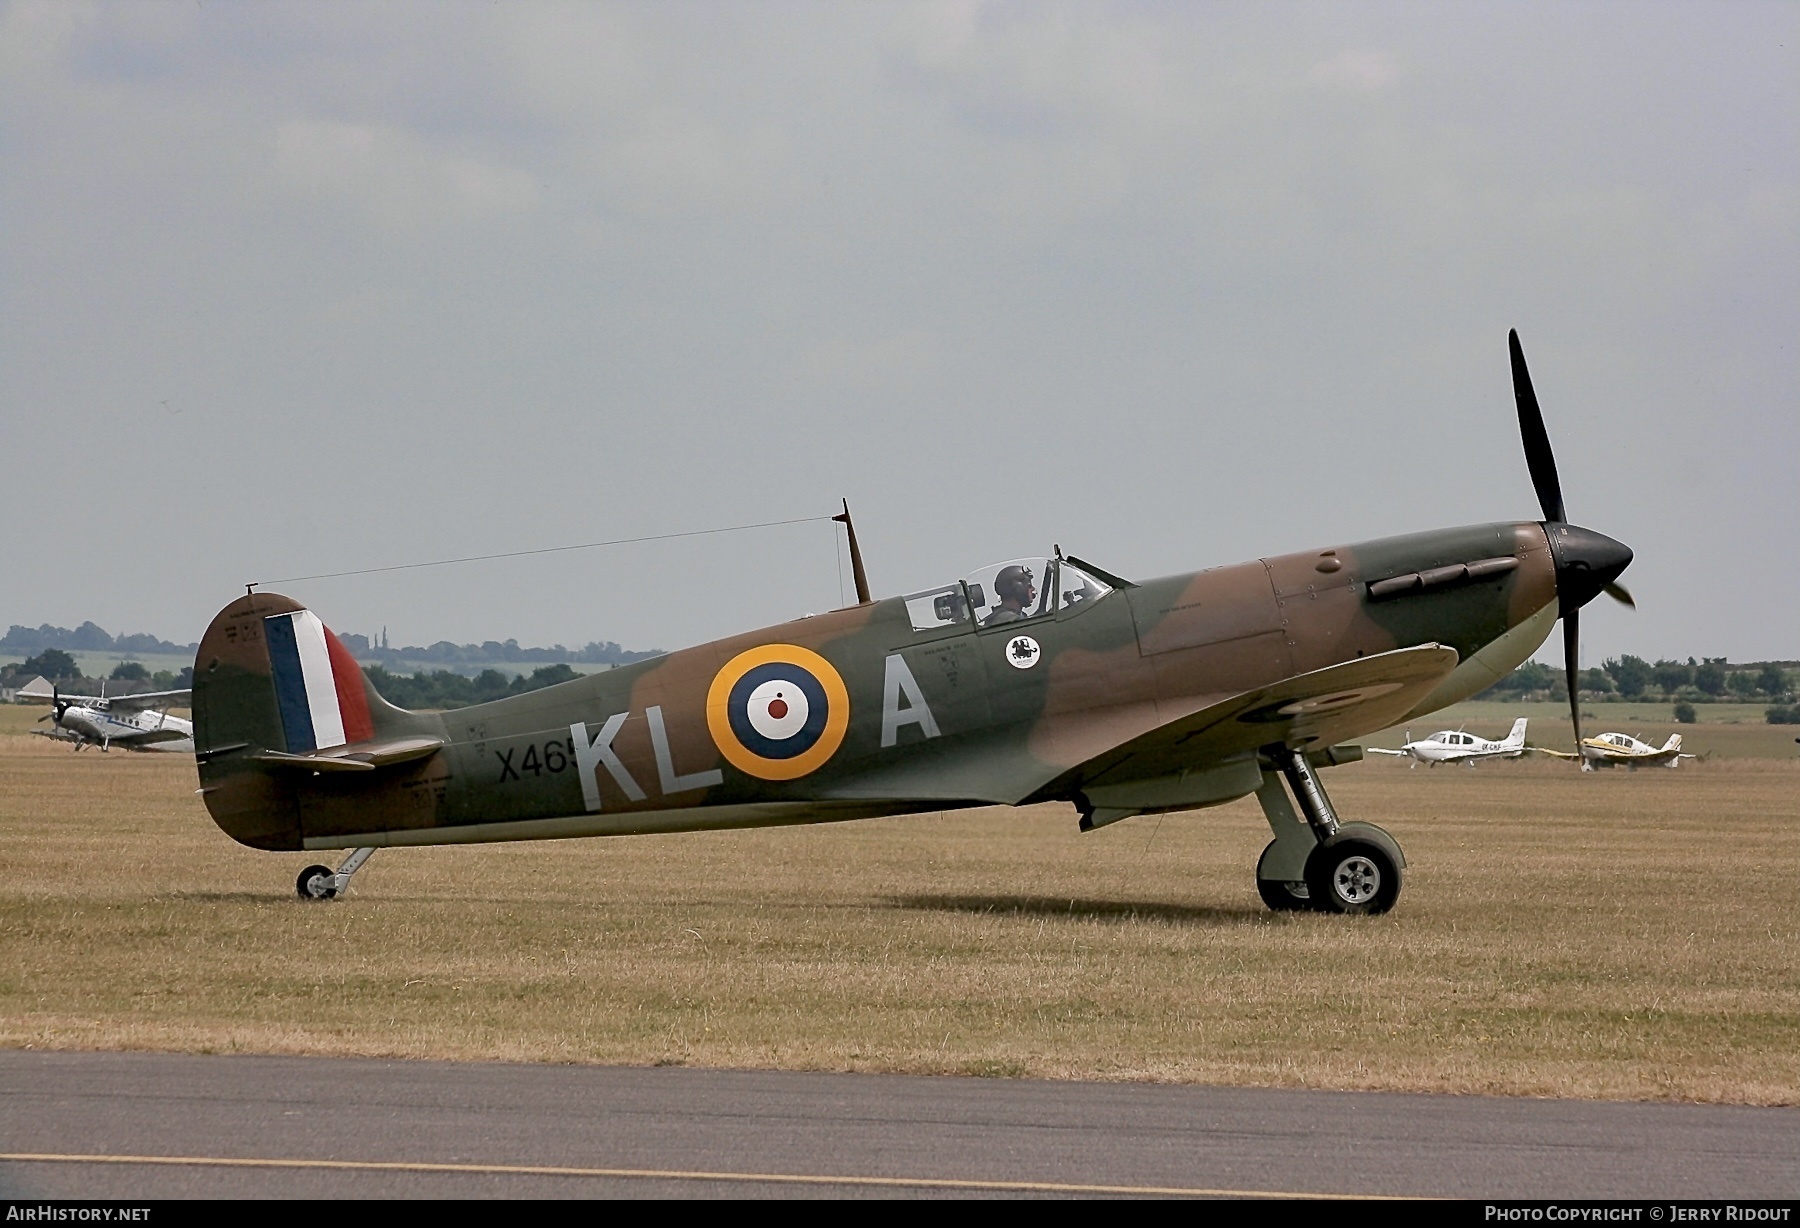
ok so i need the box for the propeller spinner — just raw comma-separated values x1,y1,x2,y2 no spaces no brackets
1509,329,1634,760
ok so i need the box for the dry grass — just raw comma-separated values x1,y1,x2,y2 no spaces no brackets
2,703,1797,1103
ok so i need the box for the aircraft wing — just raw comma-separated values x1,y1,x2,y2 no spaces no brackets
1530,747,1581,759
1363,746,1409,756
20,688,192,711
103,689,191,712
1066,644,1460,791
825,644,1459,808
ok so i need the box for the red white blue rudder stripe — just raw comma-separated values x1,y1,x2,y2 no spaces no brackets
265,610,374,753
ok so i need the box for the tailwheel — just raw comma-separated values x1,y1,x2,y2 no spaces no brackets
1255,841,1312,911
296,864,336,900
294,847,375,901
1305,836,1401,915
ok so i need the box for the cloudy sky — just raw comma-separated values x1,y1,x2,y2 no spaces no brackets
2,1,1794,664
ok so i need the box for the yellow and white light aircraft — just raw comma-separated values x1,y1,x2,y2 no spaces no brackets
1537,731,1694,770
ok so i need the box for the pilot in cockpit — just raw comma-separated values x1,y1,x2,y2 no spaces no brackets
981,565,1037,626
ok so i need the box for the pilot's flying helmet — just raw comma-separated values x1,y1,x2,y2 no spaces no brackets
995,565,1036,604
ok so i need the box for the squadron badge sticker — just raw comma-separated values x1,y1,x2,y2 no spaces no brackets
1005,635,1041,669
707,643,851,780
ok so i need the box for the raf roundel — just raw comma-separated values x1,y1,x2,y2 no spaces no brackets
707,644,851,781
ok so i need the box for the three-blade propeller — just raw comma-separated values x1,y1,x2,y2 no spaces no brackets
1509,329,1635,763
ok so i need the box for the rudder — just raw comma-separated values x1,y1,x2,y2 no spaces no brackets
193,592,415,850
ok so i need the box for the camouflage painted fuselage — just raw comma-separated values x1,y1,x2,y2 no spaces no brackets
195,521,1558,853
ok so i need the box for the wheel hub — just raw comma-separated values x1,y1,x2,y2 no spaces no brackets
1331,854,1382,905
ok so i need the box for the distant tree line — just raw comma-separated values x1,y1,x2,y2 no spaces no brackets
1480,655,1795,718
2,620,660,681
3,647,578,711
2,623,197,656
0,649,193,692
103,660,194,690
362,664,584,710
339,632,660,670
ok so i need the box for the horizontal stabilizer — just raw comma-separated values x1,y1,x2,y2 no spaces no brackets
250,734,445,773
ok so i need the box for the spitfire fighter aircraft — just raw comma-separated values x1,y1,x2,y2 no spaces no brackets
1366,718,1529,767
193,331,1632,915
26,684,194,753
1536,731,1694,770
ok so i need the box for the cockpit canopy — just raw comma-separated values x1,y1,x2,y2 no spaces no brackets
902,556,1113,633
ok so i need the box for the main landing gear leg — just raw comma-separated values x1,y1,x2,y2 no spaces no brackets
296,847,376,901
1254,747,1405,915
1252,768,1317,911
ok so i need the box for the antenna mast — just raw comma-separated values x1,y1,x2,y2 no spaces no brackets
832,499,872,605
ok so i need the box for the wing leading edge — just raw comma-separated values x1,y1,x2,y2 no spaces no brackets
1065,644,1461,795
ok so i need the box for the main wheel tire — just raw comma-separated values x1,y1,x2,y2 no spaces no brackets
1255,841,1313,911
296,865,336,900
1256,876,1312,911
1304,838,1400,915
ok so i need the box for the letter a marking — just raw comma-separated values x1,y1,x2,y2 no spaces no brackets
881,654,941,748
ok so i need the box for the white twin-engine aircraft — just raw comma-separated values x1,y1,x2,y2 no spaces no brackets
21,680,194,753
1366,718,1530,767
1537,731,1695,770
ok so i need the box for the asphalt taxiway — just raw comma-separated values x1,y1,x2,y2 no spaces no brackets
1,1051,1794,1199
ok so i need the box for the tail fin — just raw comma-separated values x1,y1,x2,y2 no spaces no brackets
262,605,381,752
193,592,426,849
1662,733,1682,752
1507,717,1528,746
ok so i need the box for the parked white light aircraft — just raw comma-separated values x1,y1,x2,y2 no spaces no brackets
1536,731,1694,771
22,681,194,753
1366,718,1529,767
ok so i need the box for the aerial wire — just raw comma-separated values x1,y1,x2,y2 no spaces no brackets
257,514,836,587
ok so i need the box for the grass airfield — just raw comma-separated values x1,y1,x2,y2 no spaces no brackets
2,703,1796,1104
